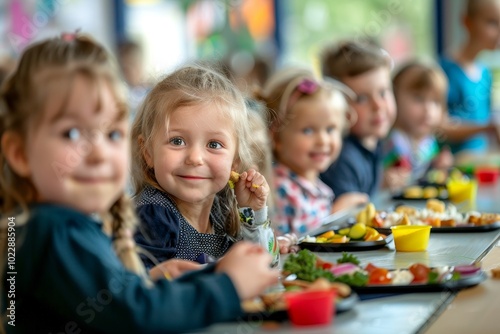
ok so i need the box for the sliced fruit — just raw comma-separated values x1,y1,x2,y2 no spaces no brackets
338,228,350,236
348,223,366,240
365,203,376,222
363,227,381,241
356,209,367,225
318,230,335,239
328,235,349,243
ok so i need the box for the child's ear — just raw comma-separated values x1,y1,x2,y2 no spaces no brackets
231,158,240,172
138,135,154,168
1,131,31,177
462,14,472,32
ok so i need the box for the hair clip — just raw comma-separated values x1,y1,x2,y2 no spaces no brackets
61,29,81,42
296,78,319,95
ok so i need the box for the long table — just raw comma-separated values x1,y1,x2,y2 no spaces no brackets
193,182,500,334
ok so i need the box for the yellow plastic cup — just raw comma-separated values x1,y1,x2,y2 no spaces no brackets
447,179,477,207
391,225,431,252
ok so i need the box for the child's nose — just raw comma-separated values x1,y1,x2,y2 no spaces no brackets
185,146,204,166
316,131,329,144
86,135,106,164
370,95,384,111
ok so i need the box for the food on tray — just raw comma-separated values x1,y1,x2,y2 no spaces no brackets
283,250,473,288
399,185,447,200
302,224,387,244
365,200,499,229
356,203,376,225
422,186,438,198
404,186,424,198
241,277,351,314
426,199,445,213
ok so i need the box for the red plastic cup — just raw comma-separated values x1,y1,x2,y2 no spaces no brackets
284,289,336,327
475,168,499,184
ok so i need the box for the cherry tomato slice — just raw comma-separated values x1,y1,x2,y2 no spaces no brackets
409,263,430,283
369,268,391,284
364,262,378,274
321,263,333,270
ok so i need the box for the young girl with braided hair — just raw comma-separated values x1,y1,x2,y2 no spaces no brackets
0,34,278,333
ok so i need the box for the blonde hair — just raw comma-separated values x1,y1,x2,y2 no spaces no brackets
0,35,148,290
131,64,254,237
321,39,393,81
254,67,351,159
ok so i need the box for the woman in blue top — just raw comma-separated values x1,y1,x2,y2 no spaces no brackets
0,34,278,333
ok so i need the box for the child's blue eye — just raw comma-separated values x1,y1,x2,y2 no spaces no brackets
207,141,222,149
302,128,313,135
64,128,81,141
109,130,123,141
326,126,336,134
170,137,185,146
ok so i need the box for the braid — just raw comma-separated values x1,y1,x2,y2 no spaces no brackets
218,185,240,238
108,194,151,284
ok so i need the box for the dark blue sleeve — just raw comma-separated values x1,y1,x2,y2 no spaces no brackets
16,206,242,333
320,156,361,198
134,204,180,269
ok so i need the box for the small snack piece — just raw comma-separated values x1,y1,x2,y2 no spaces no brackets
228,170,260,189
398,213,411,226
426,199,445,213
404,186,423,198
228,171,240,189
422,186,438,199
491,267,500,279
440,219,456,227
467,212,481,225
395,205,416,216
479,213,500,225
230,171,240,182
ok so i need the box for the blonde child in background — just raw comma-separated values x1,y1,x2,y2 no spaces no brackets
320,40,397,210
383,61,454,190
0,35,278,333
132,65,279,268
255,68,351,245
439,0,500,155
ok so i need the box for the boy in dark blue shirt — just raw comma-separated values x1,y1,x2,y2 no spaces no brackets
320,40,397,212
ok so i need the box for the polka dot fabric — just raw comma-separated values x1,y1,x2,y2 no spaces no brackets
136,186,235,262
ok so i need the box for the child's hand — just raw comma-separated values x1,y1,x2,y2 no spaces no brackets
277,233,299,254
433,147,454,170
149,259,202,280
216,241,279,300
383,167,411,191
232,169,269,211
331,192,369,213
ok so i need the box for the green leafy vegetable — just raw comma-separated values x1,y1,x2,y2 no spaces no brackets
336,252,360,265
331,271,369,287
283,250,368,286
427,271,439,284
283,250,334,282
